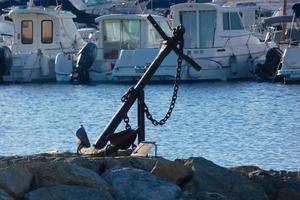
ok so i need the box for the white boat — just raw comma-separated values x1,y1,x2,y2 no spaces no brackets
170,2,272,81
56,14,177,83
56,2,273,83
0,0,86,83
277,3,300,83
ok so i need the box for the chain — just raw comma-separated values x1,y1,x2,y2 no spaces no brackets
143,28,184,126
120,25,185,127
121,87,138,130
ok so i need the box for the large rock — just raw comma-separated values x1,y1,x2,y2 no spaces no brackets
99,156,157,173
26,162,112,193
150,157,191,185
246,169,300,200
0,189,14,200
0,166,32,198
181,157,268,200
275,188,300,200
103,167,182,200
24,185,114,200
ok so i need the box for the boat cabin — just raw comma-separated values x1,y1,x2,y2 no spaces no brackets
170,3,249,48
0,5,84,56
94,14,171,60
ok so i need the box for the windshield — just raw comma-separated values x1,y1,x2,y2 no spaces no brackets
0,22,13,36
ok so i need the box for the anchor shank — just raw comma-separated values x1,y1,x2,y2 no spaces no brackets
94,44,173,149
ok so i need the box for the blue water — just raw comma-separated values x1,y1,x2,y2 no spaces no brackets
0,81,299,170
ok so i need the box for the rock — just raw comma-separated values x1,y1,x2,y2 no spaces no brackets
99,156,157,173
276,188,300,200
229,166,262,177
150,157,191,185
24,185,114,200
247,169,300,200
181,191,227,200
66,157,104,173
26,162,112,192
0,166,32,198
181,157,268,200
0,189,14,200
103,167,182,200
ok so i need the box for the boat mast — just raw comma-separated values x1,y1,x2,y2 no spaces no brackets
281,0,287,41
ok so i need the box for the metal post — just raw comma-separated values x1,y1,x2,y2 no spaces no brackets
137,90,145,143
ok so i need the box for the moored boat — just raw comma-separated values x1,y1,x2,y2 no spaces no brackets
0,0,86,83
276,3,300,83
56,2,274,83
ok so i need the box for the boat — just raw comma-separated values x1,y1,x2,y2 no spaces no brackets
56,2,273,83
55,14,178,83
276,3,300,83
170,2,273,81
0,0,87,83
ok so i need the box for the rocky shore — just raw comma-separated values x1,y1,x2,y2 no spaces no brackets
0,153,299,200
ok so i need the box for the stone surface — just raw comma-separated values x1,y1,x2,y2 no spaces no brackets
181,157,268,200
0,189,14,200
150,157,191,185
247,169,300,200
26,162,112,193
103,167,182,200
275,188,300,200
0,166,32,198
24,185,114,200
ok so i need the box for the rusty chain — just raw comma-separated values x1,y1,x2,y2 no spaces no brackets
121,25,185,128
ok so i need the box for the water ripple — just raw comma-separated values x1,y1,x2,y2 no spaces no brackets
0,81,299,170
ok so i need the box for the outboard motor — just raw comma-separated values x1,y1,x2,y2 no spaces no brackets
255,47,282,81
0,45,12,83
71,42,97,84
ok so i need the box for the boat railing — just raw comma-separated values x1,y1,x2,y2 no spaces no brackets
221,33,256,49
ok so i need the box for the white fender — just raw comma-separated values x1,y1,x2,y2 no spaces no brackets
55,53,73,82
229,54,238,75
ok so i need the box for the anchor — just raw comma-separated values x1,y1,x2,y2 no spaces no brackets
76,15,201,156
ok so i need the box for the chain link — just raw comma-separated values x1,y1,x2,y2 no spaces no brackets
120,25,184,127
143,29,184,126
143,55,183,126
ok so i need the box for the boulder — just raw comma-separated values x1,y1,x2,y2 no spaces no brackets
275,188,300,200
99,156,157,173
24,185,114,200
103,167,182,200
0,189,14,200
181,157,268,200
247,169,300,200
150,157,191,185
26,162,112,193
0,166,32,198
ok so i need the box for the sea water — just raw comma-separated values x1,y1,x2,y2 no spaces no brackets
0,81,299,170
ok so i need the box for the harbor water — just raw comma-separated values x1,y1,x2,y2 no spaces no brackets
0,81,299,170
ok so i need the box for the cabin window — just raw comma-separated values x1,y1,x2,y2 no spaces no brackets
223,12,244,30
121,20,140,50
21,20,33,44
41,20,53,44
148,20,171,48
103,19,140,59
180,11,197,48
199,10,216,48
